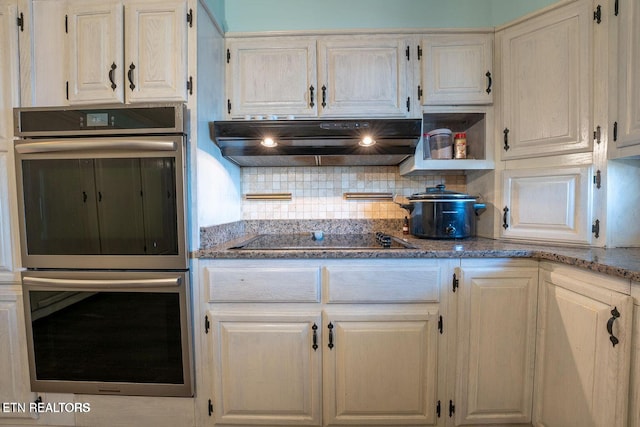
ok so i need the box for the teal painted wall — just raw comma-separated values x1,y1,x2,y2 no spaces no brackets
218,0,560,33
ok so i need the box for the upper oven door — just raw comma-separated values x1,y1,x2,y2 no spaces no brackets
14,135,187,270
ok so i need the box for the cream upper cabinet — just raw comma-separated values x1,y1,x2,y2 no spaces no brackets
317,35,411,118
209,311,322,426
419,34,493,105
67,0,124,104
124,0,189,103
225,35,412,118
534,264,633,427
499,1,592,159
501,165,594,245
0,0,19,147
323,307,440,426
455,260,538,425
66,0,188,105
225,37,317,118
613,0,640,155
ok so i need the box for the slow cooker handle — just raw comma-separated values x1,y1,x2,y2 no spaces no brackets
474,203,487,216
393,194,414,213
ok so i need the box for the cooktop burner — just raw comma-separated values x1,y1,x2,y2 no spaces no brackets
230,232,415,250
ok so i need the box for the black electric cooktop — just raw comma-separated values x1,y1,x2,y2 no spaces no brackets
230,232,415,250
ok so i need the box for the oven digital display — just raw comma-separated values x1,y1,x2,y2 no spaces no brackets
86,112,109,127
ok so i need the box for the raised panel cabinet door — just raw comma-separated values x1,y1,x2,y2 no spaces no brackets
124,0,188,103
534,268,633,427
210,312,322,426
630,292,640,427
67,0,124,104
0,0,19,147
318,36,410,117
455,261,538,425
226,37,317,118
0,288,35,420
616,0,640,151
501,165,593,245
500,1,592,159
323,308,439,426
421,34,493,105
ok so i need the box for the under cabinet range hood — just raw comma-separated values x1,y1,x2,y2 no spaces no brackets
209,119,422,166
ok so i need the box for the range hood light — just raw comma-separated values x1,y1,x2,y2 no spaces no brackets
261,137,278,147
358,136,376,147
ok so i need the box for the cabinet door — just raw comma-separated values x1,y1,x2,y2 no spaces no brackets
67,0,124,104
318,36,410,117
0,287,35,420
323,308,439,426
210,312,322,426
226,37,317,118
534,266,633,427
455,261,538,425
421,34,493,105
500,1,591,159
0,0,19,148
124,0,188,103
630,287,640,427
616,0,640,151
501,165,593,245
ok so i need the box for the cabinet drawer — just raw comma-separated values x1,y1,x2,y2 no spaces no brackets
325,266,440,303
206,267,321,303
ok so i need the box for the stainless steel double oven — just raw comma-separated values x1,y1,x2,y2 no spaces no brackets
13,103,192,397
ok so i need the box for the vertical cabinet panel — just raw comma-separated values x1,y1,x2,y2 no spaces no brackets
456,262,538,425
67,0,124,104
502,165,593,244
0,0,18,146
0,153,13,272
125,0,187,103
500,1,591,159
0,289,35,420
421,34,493,105
323,309,439,426
318,36,409,117
210,312,322,426
630,288,640,427
616,0,640,150
534,266,633,427
225,37,317,118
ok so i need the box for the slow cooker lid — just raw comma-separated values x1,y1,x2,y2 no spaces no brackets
409,184,475,200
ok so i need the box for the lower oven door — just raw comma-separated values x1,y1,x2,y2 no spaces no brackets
22,270,193,397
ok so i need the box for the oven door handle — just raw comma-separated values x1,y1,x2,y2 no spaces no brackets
15,139,178,154
22,276,182,289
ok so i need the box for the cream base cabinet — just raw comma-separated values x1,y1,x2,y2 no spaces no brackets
630,285,640,427
501,165,594,245
323,307,440,426
317,36,411,118
209,311,323,426
613,0,640,156
499,0,592,159
225,37,317,118
419,34,493,106
0,286,35,421
66,0,188,105
534,263,633,427
454,259,538,425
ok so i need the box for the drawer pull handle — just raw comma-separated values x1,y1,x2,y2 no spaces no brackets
606,307,620,347
309,85,315,108
321,85,327,108
108,62,117,90
485,71,492,94
312,323,318,351
327,322,334,350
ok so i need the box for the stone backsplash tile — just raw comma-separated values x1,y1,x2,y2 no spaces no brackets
241,166,466,220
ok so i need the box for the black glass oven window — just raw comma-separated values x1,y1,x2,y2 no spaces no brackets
21,157,178,256
30,291,184,384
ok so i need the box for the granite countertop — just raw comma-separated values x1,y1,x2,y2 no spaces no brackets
197,233,640,283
